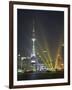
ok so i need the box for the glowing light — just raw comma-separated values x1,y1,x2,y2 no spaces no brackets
55,45,64,70
32,38,36,42
21,57,26,60
31,60,36,63
31,53,36,57
21,57,31,60
31,37,36,57
36,40,53,70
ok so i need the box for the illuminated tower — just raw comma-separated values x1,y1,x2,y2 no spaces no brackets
30,20,39,72
30,20,36,71
31,20,36,58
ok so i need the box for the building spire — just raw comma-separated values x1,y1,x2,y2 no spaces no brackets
33,19,35,37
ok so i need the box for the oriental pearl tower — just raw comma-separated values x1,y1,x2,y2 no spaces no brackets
31,20,36,58
30,20,38,71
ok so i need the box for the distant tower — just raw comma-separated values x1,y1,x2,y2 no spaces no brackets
31,20,36,58
30,20,39,72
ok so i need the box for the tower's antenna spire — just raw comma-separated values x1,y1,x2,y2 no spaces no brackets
33,19,35,37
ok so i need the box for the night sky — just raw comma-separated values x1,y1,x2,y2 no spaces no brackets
17,9,64,61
